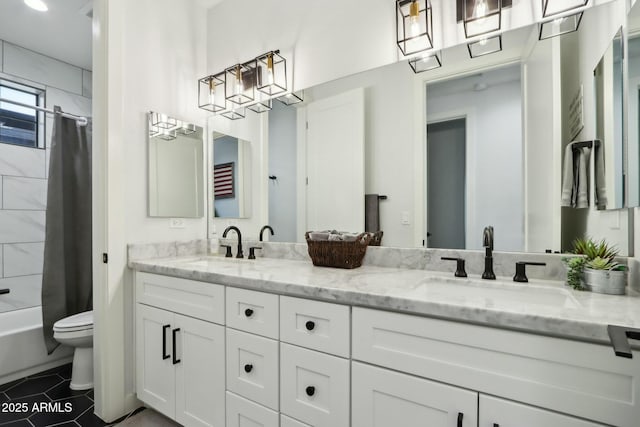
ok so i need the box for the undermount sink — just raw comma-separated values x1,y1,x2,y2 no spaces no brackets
180,255,255,267
421,275,580,308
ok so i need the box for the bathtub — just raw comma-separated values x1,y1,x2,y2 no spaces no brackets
0,307,73,385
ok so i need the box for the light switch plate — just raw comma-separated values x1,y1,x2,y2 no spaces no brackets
401,211,410,225
169,218,185,228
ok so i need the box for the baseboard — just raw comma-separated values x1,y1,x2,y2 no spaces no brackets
0,356,73,386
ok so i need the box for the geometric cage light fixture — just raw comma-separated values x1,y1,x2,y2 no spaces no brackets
538,0,587,40
396,0,434,56
542,0,588,17
463,0,502,39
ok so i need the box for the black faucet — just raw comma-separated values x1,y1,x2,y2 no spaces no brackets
259,225,274,242
482,226,496,280
222,226,244,259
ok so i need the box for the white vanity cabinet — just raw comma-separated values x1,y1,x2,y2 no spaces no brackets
135,273,226,427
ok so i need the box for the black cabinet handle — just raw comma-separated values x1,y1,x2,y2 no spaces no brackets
305,386,315,397
162,324,170,360
305,321,315,331
172,328,181,365
244,364,253,373
608,325,640,358
245,308,254,318
457,412,463,427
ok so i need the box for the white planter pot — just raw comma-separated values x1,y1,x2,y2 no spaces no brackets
583,268,627,295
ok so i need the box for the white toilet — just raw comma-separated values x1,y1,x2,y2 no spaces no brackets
53,310,94,390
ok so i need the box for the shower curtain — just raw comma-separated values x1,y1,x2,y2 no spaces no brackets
42,107,92,354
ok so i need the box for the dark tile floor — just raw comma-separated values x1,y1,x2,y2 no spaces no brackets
0,364,144,427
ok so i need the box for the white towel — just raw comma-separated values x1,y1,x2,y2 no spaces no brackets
594,141,607,209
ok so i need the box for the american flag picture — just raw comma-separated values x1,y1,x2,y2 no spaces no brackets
214,162,235,199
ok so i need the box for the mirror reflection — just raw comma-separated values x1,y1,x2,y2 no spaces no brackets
627,1,640,207
147,112,204,218
213,133,252,218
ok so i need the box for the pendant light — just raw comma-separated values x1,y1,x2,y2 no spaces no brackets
463,0,502,38
539,13,583,40
225,64,255,105
255,51,287,96
467,35,502,58
542,0,588,17
198,72,226,113
396,0,434,56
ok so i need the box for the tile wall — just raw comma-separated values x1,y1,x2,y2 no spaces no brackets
0,40,92,313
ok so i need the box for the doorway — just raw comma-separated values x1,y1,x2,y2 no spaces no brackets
427,118,466,249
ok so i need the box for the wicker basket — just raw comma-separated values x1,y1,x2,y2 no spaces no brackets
305,232,373,269
369,231,384,246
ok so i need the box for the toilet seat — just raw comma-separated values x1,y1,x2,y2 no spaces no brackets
53,311,93,333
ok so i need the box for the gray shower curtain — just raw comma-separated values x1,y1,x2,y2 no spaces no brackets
42,107,92,354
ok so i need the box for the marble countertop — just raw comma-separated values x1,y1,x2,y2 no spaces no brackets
129,255,640,345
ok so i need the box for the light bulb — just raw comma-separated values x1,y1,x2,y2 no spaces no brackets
235,66,243,96
479,38,488,46
474,0,487,18
208,80,216,106
409,1,420,37
266,53,275,86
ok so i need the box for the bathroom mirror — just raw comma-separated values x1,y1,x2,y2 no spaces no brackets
626,1,640,207
212,133,252,218
594,28,624,210
262,0,631,254
147,112,204,218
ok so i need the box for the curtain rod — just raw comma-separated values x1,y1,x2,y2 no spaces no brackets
0,97,89,126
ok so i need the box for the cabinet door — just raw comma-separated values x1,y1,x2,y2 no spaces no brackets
226,392,279,427
175,314,225,427
352,362,477,427
136,304,176,418
479,395,606,427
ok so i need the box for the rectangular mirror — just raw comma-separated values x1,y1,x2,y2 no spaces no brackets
148,112,204,218
627,1,640,207
212,132,252,218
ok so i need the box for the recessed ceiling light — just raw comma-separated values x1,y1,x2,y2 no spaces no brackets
24,0,48,12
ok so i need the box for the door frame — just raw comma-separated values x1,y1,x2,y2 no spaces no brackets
426,108,476,249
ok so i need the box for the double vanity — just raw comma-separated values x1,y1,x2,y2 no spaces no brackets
129,244,640,427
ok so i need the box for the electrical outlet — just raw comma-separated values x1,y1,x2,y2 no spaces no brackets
169,218,185,229
401,211,410,225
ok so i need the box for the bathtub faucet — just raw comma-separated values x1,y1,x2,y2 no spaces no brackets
0,289,9,295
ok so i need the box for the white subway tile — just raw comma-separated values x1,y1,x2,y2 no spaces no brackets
0,274,42,311
0,211,45,244
3,43,82,95
3,177,47,210
0,144,46,178
3,243,44,277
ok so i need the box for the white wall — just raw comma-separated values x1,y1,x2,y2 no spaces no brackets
427,66,524,252
93,0,207,421
0,40,92,313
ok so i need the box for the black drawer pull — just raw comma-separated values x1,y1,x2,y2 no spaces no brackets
305,386,315,397
162,324,170,360
457,412,463,427
493,424,499,427
607,325,640,358
305,321,315,331
244,364,253,373
172,328,181,365
245,308,254,318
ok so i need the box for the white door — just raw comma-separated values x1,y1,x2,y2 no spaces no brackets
479,395,606,427
352,362,477,427
175,314,225,427
304,88,365,233
136,304,176,418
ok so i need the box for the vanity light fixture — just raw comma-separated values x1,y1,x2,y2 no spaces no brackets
178,123,197,135
149,112,177,129
463,0,502,39
198,72,226,113
221,107,246,120
408,51,442,73
225,63,255,105
396,0,434,56
276,91,304,106
247,96,273,114
538,12,583,40
255,51,287,96
467,34,502,58
542,0,588,17
157,129,177,141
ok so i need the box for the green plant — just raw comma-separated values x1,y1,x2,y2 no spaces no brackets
571,238,618,262
564,256,587,290
586,256,619,271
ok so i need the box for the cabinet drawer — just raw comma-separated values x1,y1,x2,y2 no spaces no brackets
352,362,477,427
280,296,350,357
226,328,279,410
136,272,224,324
353,307,640,427
280,343,349,427
226,392,278,427
479,395,606,427
226,287,278,339
281,415,312,427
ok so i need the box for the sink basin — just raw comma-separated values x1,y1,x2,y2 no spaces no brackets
420,275,580,309
180,255,255,267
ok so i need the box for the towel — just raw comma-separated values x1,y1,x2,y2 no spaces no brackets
365,194,381,232
561,142,591,209
594,141,607,209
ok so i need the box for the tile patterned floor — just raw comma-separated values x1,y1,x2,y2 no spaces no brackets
0,364,143,427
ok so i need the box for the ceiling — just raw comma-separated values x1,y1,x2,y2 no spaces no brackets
0,0,93,70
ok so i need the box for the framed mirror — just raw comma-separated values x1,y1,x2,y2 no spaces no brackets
212,132,252,218
147,111,204,218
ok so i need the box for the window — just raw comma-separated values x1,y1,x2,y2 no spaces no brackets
0,80,45,149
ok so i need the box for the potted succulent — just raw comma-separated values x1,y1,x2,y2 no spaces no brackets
563,238,627,294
